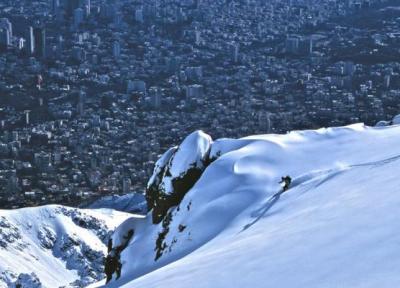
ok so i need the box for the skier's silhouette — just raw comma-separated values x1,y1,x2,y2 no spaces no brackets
279,176,292,192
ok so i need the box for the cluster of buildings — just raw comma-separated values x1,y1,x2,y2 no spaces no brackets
0,0,399,208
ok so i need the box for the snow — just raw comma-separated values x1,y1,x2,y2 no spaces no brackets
0,205,131,288
100,123,400,288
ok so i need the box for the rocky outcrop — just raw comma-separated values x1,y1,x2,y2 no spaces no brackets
14,273,42,288
37,226,56,249
103,130,225,283
146,130,213,224
0,217,27,250
104,229,134,283
376,114,400,127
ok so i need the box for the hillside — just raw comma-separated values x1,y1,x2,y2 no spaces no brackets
0,206,132,287
100,123,400,288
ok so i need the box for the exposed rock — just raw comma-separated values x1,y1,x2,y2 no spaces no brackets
54,234,105,286
57,207,110,243
146,131,213,224
104,229,134,283
146,146,178,213
0,217,25,250
154,211,173,261
37,226,56,249
14,273,42,288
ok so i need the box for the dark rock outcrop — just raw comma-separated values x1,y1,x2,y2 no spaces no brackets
104,229,134,283
145,131,213,224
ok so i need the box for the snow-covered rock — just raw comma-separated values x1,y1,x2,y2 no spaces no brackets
375,120,390,127
146,130,213,224
146,146,177,191
0,205,131,288
99,123,400,288
391,114,400,125
13,273,42,288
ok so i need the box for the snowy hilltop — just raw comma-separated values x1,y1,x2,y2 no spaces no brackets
85,193,147,214
0,205,132,287
99,123,400,288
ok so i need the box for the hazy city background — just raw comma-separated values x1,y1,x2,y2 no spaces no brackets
0,0,399,209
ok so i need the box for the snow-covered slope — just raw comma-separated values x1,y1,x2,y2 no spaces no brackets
101,123,400,288
86,193,147,214
0,205,132,288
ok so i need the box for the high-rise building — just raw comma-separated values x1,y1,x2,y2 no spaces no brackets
384,75,391,89
77,90,86,115
195,30,201,45
135,8,144,23
149,87,162,109
300,37,313,55
74,7,84,28
0,28,10,48
17,37,25,50
83,0,91,16
286,36,299,54
24,110,30,126
33,27,46,58
122,178,131,194
186,84,204,100
113,41,121,58
227,42,239,63
51,0,60,15
258,112,272,133
26,26,35,55
0,18,12,39
66,0,80,17
344,61,355,76
0,18,12,49
127,80,146,94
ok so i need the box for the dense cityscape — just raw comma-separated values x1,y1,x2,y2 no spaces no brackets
0,0,399,208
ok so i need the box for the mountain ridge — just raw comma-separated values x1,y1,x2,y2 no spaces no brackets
2,122,400,288
0,205,132,288
100,122,400,288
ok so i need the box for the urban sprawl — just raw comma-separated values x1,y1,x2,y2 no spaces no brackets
0,0,399,208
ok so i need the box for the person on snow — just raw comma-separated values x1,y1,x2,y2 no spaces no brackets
279,176,292,192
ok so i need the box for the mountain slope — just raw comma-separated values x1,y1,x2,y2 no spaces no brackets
101,123,400,288
86,193,147,214
0,205,132,288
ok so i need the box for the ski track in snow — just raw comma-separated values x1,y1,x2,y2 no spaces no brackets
242,152,400,232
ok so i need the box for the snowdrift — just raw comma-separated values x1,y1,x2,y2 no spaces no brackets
102,123,400,288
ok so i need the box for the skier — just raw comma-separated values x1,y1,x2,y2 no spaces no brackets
279,176,292,192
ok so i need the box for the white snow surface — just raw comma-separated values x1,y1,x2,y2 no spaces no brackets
100,123,400,288
0,205,131,288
